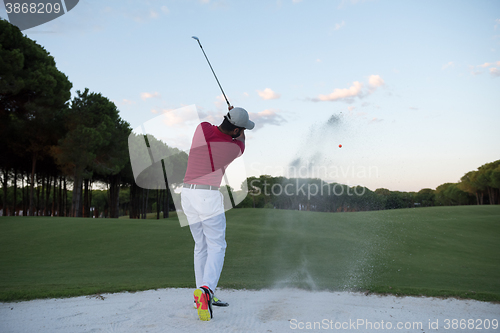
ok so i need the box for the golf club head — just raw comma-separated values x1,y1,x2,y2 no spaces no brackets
192,36,200,41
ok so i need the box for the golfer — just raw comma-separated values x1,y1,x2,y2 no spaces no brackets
181,106,254,321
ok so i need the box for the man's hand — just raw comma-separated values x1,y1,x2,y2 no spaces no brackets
228,105,234,110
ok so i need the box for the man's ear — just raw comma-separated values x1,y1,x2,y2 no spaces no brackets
231,128,241,138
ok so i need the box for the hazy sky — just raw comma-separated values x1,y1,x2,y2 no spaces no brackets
2,0,499,192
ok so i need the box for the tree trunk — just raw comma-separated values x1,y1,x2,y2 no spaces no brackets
137,186,142,219
130,185,134,219
72,173,83,218
134,184,138,219
79,179,84,217
45,175,51,216
135,185,139,219
142,188,146,219
146,189,149,219
159,190,165,218
162,188,167,218
1,168,8,216
83,178,89,218
63,177,67,216
51,174,56,216
108,175,121,218
22,172,26,216
142,188,149,219
58,176,62,216
140,187,143,219
29,153,37,216
159,188,163,219
43,174,47,216
129,184,134,219
134,184,140,219
488,187,494,205
41,173,46,216
165,187,170,218
89,181,93,217
156,188,160,219
25,173,29,215
36,173,41,216
12,169,17,216
139,186,142,219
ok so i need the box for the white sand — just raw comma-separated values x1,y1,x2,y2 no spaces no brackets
1,288,499,332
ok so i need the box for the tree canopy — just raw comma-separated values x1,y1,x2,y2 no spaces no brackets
1,19,72,215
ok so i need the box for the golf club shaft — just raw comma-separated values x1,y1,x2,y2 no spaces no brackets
194,39,231,107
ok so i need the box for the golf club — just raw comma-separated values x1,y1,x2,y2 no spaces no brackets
192,36,231,108
192,36,236,208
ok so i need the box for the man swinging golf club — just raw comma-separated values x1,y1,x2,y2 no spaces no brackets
186,36,255,321
181,105,254,321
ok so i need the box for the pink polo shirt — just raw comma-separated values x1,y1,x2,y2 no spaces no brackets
183,122,245,187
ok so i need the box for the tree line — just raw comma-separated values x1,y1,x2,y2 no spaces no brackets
235,159,499,212
0,19,182,218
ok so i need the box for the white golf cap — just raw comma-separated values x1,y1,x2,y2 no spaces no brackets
226,107,255,130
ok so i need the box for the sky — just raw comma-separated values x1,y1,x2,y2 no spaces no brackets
2,0,499,192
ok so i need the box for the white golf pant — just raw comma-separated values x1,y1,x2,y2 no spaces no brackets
181,187,226,292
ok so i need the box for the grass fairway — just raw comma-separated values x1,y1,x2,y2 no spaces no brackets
0,206,499,302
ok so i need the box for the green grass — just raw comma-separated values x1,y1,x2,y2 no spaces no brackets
0,206,499,302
